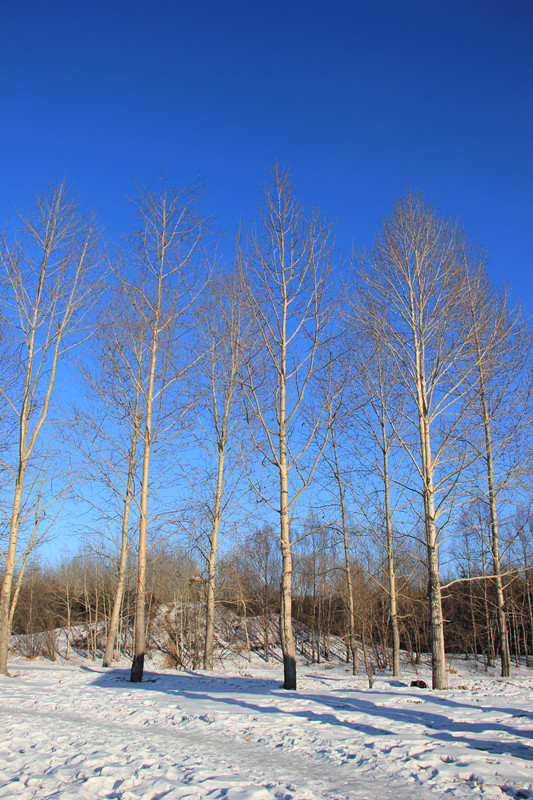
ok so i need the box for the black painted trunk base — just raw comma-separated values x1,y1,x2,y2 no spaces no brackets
130,653,144,682
283,653,297,690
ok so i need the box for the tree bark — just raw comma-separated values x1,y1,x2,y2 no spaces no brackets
203,449,225,670
381,422,401,677
279,434,297,689
130,244,161,683
103,443,136,667
130,346,156,682
415,326,447,689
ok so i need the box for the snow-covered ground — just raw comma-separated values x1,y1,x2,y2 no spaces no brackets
1,646,533,799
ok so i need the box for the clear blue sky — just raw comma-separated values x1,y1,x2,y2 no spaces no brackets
1,0,532,313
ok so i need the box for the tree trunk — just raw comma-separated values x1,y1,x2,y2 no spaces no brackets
103,421,139,667
263,618,269,662
331,435,358,676
476,356,511,676
427,536,446,689
415,335,446,690
203,553,217,670
65,583,71,661
279,468,296,689
103,542,129,667
381,415,401,677
420,407,447,690
279,293,296,690
130,308,159,683
279,519,297,689
203,448,225,670
0,466,27,674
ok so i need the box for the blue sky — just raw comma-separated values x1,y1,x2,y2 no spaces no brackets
1,0,532,314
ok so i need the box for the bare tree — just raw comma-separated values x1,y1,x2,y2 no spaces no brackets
359,193,482,689
184,270,251,670
351,329,415,678
0,183,101,674
462,259,533,676
238,166,339,689
321,403,360,675
101,400,140,669
77,281,149,669
126,179,210,683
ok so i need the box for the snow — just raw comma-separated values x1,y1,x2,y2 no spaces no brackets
1,649,533,799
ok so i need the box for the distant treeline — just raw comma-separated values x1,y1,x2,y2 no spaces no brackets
8,536,533,674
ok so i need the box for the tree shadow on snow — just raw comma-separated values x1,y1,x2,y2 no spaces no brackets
298,690,533,761
90,667,394,740
89,668,533,761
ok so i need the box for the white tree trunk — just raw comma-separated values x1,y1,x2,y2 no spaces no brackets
203,449,225,670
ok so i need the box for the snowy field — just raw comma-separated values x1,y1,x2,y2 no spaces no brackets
1,649,533,800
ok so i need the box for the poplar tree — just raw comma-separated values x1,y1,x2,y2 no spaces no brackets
359,193,481,689
239,167,338,690
127,179,209,683
0,184,101,674
462,259,532,677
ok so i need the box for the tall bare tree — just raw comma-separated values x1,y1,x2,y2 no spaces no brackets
462,259,532,676
127,179,210,683
318,357,360,675
239,167,339,689
326,426,359,674
184,270,251,670
359,193,482,689
0,183,101,674
76,279,150,669
352,332,408,678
